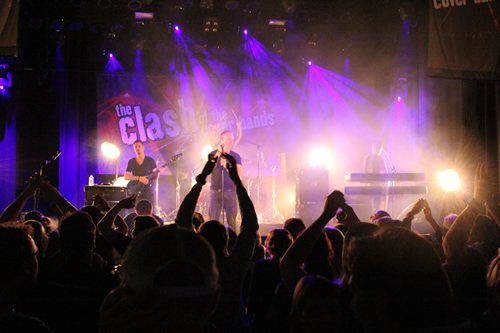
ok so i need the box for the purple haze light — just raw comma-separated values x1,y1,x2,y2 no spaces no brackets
109,53,114,58
175,25,180,32
244,29,248,35
308,61,312,66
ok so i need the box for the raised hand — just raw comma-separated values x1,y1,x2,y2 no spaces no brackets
93,194,111,211
408,198,426,218
422,199,433,219
222,153,240,183
322,190,345,220
473,163,491,203
119,194,138,210
201,154,218,177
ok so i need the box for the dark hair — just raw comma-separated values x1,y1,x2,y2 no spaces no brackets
79,205,103,225
58,211,96,257
284,218,306,240
136,199,153,216
199,220,228,256
219,130,233,138
265,229,293,259
133,139,144,146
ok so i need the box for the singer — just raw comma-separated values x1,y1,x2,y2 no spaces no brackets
207,130,243,233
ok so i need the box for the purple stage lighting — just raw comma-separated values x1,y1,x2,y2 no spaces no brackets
397,96,401,101
174,25,180,32
109,53,114,58
0,85,4,90
308,61,312,66
243,29,248,35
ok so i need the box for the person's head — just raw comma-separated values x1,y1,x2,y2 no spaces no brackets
58,211,96,259
265,229,293,259
284,218,306,241
487,250,500,303
23,210,51,233
79,205,103,225
370,210,390,223
131,215,160,238
335,210,346,225
133,140,144,155
374,216,402,228
346,227,453,331
290,275,343,333
443,213,458,234
102,225,220,332
220,130,234,150
0,223,38,304
192,212,204,232
198,220,229,256
304,231,334,279
24,220,48,260
135,199,153,216
341,222,379,284
468,215,500,262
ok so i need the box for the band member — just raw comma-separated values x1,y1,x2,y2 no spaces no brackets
124,140,165,205
208,130,243,233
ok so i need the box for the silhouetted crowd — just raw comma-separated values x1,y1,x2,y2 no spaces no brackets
1,155,500,332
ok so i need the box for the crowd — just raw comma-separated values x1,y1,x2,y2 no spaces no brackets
1,155,500,332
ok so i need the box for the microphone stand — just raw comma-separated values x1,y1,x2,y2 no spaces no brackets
220,146,226,226
30,150,61,210
384,149,396,213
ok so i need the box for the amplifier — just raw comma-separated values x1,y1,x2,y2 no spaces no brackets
84,185,127,205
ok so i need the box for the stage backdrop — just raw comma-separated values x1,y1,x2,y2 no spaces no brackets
96,73,304,183
428,0,500,80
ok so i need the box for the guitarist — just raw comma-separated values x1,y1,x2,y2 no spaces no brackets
124,140,166,204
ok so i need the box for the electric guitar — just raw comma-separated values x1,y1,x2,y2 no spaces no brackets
126,153,183,196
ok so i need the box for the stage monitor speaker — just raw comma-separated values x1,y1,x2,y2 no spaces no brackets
84,185,127,206
296,167,329,205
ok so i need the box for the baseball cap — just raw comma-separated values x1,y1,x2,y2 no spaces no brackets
121,224,219,298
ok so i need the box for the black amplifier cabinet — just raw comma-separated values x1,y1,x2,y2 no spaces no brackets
84,185,127,206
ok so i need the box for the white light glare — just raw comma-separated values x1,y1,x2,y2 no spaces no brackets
309,147,329,167
201,144,213,160
438,169,460,192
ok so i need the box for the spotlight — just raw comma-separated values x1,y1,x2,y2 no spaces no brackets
128,0,142,10
309,147,329,167
109,53,114,58
174,25,180,32
438,169,460,192
308,60,312,66
97,0,112,9
101,142,120,182
397,96,401,101
243,29,248,35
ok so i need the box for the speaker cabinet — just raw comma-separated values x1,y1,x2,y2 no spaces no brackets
84,186,127,206
296,167,329,204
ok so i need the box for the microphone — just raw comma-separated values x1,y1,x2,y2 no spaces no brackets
52,150,61,161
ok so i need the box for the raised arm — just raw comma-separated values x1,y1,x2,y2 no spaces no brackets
0,178,42,223
401,198,426,229
443,163,491,265
38,179,78,215
280,190,344,291
223,153,259,263
175,154,217,230
422,199,443,244
339,201,360,229
93,194,129,235
97,194,137,245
